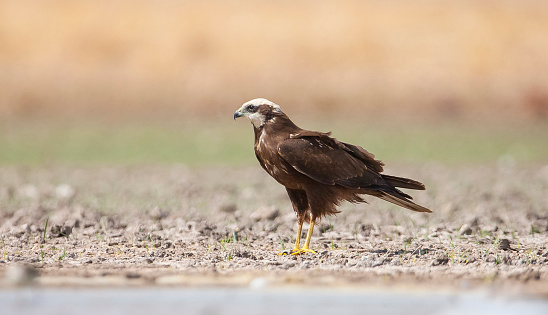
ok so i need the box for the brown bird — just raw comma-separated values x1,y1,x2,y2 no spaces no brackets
234,98,432,255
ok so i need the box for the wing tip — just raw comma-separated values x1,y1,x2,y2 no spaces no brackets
380,193,433,213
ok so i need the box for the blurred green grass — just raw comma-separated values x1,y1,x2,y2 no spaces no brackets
1,119,547,166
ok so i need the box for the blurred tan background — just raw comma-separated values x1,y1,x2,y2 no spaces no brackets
1,0,548,123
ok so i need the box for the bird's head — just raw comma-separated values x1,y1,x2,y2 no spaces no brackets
234,98,283,128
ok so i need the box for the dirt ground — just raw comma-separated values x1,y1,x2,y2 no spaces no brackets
1,164,547,295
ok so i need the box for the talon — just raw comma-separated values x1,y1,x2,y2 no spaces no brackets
291,248,317,255
301,248,317,254
278,247,299,255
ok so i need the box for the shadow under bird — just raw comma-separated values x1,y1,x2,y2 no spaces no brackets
234,98,432,255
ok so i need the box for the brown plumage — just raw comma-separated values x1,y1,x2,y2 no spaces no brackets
234,98,432,255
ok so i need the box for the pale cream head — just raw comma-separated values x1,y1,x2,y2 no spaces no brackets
234,98,283,128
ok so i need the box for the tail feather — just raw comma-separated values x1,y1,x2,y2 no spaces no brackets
379,192,432,213
382,175,426,190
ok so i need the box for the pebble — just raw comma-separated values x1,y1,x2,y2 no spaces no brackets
50,224,72,237
250,206,279,222
148,206,169,221
498,238,511,250
300,261,311,269
431,253,449,266
501,253,512,265
369,258,385,268
459,224,473,235
219,204,237,214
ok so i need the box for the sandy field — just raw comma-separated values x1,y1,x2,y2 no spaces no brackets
1,164,547,295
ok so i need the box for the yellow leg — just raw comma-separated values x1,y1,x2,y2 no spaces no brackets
278,221,303,255
292,217,317,255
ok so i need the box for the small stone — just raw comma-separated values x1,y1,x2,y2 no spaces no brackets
501,253,512,265
318,223,333,234
250,206,279,222
469,217,480,227
126,273,141,279
50,224,72,237
219,204,237,214
521,270,541,282
65,219,80,229
431,253,449,266
299,261,311,269
483,225,498,233
370,258,385,267
383,225,405,235
148,206,168,221
459,224,473,235
498,238,511,251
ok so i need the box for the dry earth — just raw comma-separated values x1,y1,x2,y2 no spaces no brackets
1,164,548,294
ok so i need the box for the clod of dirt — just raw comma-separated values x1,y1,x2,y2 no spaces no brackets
319,223,333,234
358,223,379,236
125,273,141,279
498,238,512,251
219,203,237,214
482,225,498,233
459,224,473,235
250,206,279,222
514,269,541,282
502,253,512,265
431,253,449,266
148,206,169,221
65,219,80,229
50,224,72,237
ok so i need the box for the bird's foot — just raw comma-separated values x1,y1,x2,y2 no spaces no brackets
278,247,301,256
291,247,317,255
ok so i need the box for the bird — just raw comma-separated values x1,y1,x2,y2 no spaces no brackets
234,98,432,255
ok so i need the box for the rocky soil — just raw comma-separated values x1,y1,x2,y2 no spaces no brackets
1,164,548,293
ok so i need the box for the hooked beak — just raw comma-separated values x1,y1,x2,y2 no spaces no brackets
234,110,244,120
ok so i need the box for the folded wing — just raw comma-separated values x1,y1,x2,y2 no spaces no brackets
278,135,384,188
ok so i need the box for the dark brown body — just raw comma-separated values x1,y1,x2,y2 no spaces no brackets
250,107,431,225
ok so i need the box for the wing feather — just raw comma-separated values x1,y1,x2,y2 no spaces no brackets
340,142,384,173
278,137,382,188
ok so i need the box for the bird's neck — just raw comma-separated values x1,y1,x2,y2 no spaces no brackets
253,114,301,141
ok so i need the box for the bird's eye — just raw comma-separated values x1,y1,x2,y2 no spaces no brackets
248,105,256,111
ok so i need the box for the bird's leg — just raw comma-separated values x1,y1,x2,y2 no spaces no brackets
292,221,303,253
299,216,317,254
278,220,303,255
292,216,317,255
